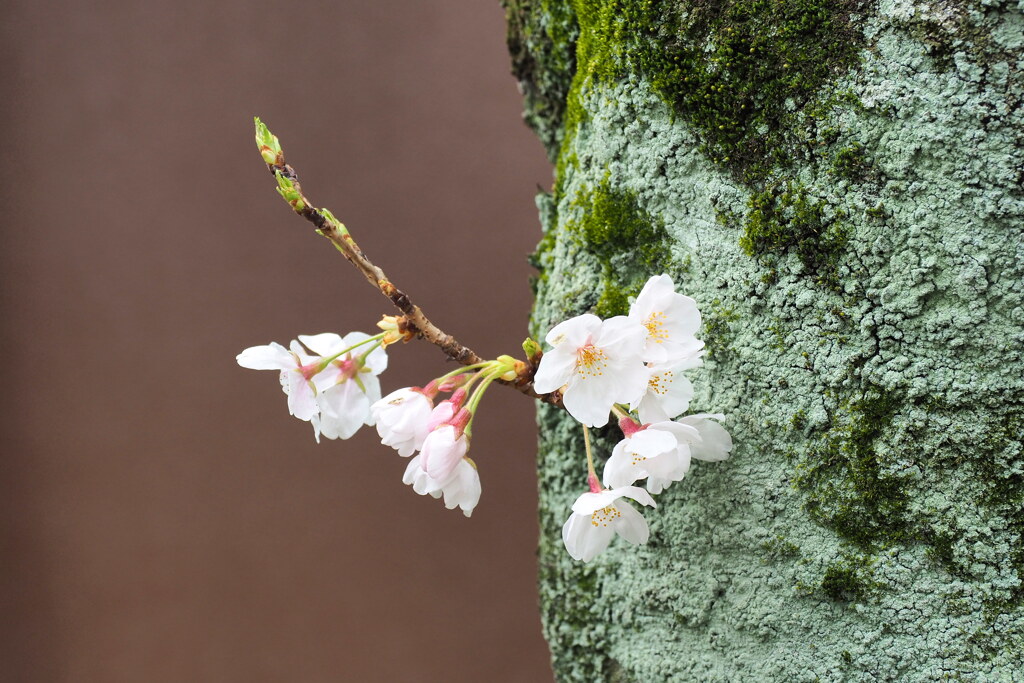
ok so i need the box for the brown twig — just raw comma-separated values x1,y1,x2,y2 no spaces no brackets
257,123,560,407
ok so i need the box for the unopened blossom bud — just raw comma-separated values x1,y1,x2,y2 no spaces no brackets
371,387,435,457
426,389,467,431
495,354,520,381
421,410,471,481
275,172,306,211
438,373,472,392
522,337,543,366
254,117,283,166
377,315,416,347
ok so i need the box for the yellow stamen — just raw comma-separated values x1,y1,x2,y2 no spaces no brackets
576,344,609,378
645,311,669,344
648,370,673,395
590,505,621,528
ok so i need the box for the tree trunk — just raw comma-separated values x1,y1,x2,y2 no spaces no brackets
503,1,1024,680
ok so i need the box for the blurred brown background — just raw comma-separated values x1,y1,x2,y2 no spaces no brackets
0,1,555,681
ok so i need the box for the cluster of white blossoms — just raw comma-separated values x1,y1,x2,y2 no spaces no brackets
534,275,733,562
236,274,730,560
238,320,518,517
236,332,388,442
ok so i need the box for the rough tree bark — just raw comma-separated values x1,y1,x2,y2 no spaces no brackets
503,1,1023,680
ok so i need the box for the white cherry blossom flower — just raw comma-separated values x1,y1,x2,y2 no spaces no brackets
562,486,656,562
236,340,321,422
534,314,648,427
603,420,701,493
628,274,704,365
300,332,388,441
371,387,435,457
676,413,733,462
632,358,703,424
403,454,482,517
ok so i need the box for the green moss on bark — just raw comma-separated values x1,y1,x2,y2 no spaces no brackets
509,1,1024,679
566,175,671,316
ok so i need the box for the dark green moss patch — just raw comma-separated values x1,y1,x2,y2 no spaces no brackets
567,175,671,316
792,388,911,551
818,552,880,601
829,142,872,181
796,551,880,602
628,0,870,182
701,300,741,360
736,180,849,288
547,0,870,182
761,535,801,561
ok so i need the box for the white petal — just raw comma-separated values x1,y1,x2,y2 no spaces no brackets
579,517,615,561
236,342,294,370
571,489,623,515
317,383,370,439
604,356,652,409
297,332,345,356
340,331,388,376
678,414,733,461
286,372,319,421
532,345,576,394
615,485,657,509
561,513,589,561
603,439,645,489
289,339,317,365
562,372,617,427
643,443,691,480
402,455,423,485
562,512,614,562
613,501,650,545
360,342,389,376
544,314,601,349
359,373,382,420
646,476,670,495
595,316,647,357
628,429,678,458
652,420,701,444
629,274,675,320
310,364,343,393
441,459,482,517
635,364,694,423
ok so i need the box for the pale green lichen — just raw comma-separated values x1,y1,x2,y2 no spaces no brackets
518,0,1024,680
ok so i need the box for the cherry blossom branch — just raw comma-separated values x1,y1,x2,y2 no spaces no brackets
255,118,559,406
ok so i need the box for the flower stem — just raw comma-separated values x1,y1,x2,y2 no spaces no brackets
462,366,505,438
316,332,385,370
435,362,492,385
358,339,384,364
582,425,602,493
254,119,562,405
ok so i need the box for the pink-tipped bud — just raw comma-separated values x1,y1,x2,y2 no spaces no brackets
618,416,643,437
438,373,472,392
449,407,472,434
418,381,441,400
448,388,468,409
